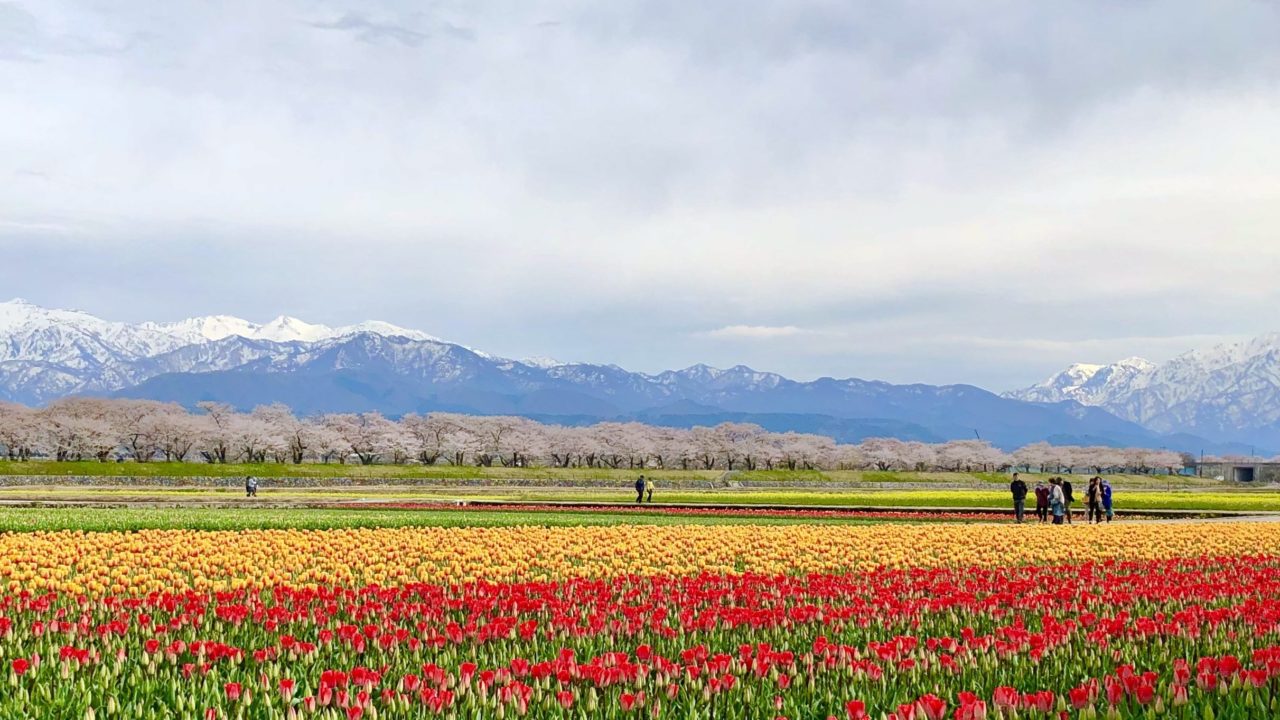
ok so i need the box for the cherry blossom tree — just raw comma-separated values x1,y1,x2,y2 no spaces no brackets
323,412,397,465
0,402,37,460
252,404,311,464
195,402,236,463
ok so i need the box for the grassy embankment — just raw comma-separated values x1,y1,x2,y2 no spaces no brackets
0,460,1229,488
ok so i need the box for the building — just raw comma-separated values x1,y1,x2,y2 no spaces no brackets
1196,461,1280,483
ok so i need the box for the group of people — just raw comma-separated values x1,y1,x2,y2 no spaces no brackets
1009,472,1112,525
634,475,655,503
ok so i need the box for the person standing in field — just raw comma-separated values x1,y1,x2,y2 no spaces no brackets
247,476,258,497
1061,477,1075,524
1085,476,1104,524
1009,472,1028,523
635,474,646,504
1048,477,1066,525
1101,478,1114,522
645,476,654,503
1034,480,1050,523
245,475,253,498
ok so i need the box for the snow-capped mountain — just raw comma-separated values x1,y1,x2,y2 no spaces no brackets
141,314,440,344
1007,334,1280,447
0,298,1259,451
1007,357,1157,406
0,299,446,402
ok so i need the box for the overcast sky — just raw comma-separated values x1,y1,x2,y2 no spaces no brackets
3,1,1280,390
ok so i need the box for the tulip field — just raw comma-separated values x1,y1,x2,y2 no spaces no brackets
3,520,1280,719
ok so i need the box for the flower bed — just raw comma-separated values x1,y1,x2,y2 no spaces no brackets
1,523,1279,718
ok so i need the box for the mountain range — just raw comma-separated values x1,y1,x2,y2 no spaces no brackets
0,298,1268,453
1007,335,1280,450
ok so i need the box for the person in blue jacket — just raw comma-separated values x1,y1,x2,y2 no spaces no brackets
1100,478,1114,522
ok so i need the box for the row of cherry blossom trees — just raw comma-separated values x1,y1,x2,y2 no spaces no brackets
0,398,1190,473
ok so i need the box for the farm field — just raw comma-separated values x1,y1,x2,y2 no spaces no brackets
1,521,1279,719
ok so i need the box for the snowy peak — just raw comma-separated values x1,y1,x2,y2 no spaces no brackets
254,316,333,343
142,315,263,343
334,321,441,343
521,355,566,369
1,298,113,335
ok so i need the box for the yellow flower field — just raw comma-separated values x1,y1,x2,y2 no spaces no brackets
2,521,1274,597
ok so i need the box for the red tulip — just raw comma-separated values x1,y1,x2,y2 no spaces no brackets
916,694,947,720
992,686,1018,709
1068,686,1091,710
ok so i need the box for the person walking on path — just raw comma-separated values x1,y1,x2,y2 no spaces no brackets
1034,480,1050,523
1009,472,1028,523
1101,478,1114,522
1085,476,1104,524
245,476,258,498
1048,477,1066,525
1061,477,1075,524
645,476,654,503
634,475,646,504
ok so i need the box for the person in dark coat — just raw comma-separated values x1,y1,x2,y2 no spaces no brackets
1009,472,1028,523
1085,476,1105,524
634,475,646,504
1101,478,1114,522
1034,481,1050,523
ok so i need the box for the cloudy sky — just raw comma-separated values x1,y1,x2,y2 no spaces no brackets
3,1,1280,390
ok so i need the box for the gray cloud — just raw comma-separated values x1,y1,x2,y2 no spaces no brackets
309,13,429,47
2,0,1280,389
